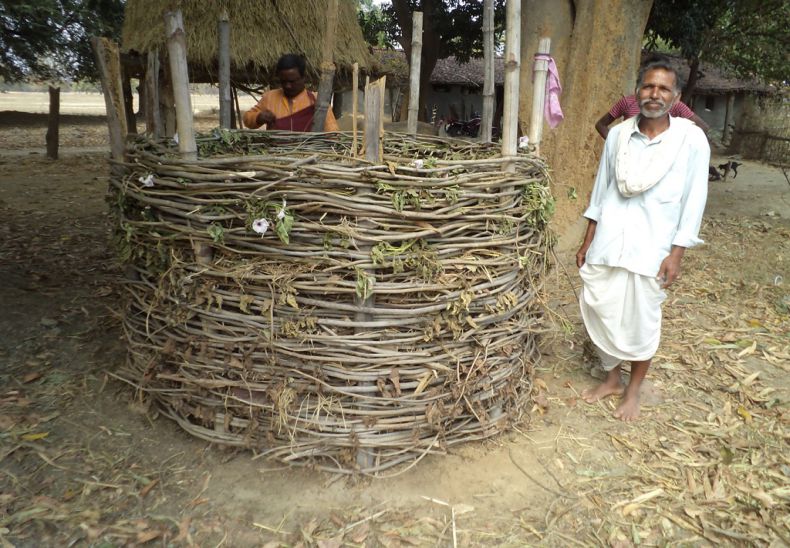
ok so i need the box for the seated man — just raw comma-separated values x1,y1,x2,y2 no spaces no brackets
595,94,709,139
243,54,338,132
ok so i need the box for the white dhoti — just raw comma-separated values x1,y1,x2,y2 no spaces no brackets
579,263,667,371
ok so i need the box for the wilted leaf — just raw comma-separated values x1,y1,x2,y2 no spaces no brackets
21,432,49,441
239,294,255,313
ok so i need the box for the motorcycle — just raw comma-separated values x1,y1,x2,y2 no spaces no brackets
444,116,500,140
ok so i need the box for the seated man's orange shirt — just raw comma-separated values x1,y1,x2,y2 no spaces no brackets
243,88,338,131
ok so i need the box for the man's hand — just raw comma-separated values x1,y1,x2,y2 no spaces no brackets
256,109,276,126
576,242,591,268
576,219,598,268
656,246,686,288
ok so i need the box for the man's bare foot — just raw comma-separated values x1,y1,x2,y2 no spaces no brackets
613,389,641,421
582,365,623,403
582,377,623,403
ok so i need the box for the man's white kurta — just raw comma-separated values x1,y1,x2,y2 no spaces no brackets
580,115,709,365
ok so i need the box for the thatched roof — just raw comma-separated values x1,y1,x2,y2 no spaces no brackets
649,53,774,95
122,0,373,83
431,56,505,87
372,50,504,88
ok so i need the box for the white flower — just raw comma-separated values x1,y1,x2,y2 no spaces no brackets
412,159,424,169
173,133,179,144
138,174,155,187
252,218,270,235
277,198,287,220
518,136,530,149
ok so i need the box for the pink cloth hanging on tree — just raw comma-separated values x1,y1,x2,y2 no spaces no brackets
535,54,564,128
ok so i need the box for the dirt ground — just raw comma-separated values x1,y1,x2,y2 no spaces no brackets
0,110,788,547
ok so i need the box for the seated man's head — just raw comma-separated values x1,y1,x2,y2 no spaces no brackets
635,54,683,119
276,54,307,99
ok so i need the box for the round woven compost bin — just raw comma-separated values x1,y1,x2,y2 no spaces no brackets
112,130,554,474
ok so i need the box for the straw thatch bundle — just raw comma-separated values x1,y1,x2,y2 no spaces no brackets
112,131,554,474
122,0,373,81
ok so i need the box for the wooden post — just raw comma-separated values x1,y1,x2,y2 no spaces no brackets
501,0,521,161
355,76,386,471
407,11,423,136
722,93,735,145
145,51,163,138
218,9,232,129
46,86,60,160
364,77,385,163
91,37,127,164
481,0,495,143
312,0,339,131
528,38,551,155
352,62,359,155
164,10,197,160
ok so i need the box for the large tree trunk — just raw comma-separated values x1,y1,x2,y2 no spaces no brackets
519,0,654,242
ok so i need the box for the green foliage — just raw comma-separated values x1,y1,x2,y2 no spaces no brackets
384,0,506,63
275,212,294,245
645,0,790,84
207,223,225,244
0,0,125,82
371,238,442,281
358,0,395,47
521,182,555,229
354,267,375,300
244,198,295,245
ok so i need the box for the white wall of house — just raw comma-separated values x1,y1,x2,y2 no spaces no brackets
691,92,745,134
334,84,492,124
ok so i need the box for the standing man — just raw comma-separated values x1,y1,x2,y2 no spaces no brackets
576,56,709,421
243,54,338,132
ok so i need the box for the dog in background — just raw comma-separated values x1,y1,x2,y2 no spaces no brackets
718,161,742,178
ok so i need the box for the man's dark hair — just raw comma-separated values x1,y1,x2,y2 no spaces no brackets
636,53,684,93
276,54,306,77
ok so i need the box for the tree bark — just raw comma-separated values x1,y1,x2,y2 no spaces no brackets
46,86,60,160
519,0,654,231
682,56,700,105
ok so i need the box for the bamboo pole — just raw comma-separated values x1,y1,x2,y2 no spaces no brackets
145,51,163,138
46,86,60,160
218,9,232,129
501,0,521,162
91,37,127,164
164,10,197,160
356,76,386,471
407,11,423,136
528,38,551,155
352,62,359,155
481,0,495,143
312,0,339,131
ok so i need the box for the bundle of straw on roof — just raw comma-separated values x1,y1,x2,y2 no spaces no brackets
112,130,554,475
122,0,373,82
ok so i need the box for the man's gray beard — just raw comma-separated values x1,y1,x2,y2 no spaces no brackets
639,99,671,119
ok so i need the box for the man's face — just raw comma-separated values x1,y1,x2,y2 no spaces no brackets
278,68,305,99
636,68,679,119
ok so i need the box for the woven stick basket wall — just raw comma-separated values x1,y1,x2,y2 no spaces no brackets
112,130,554,475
